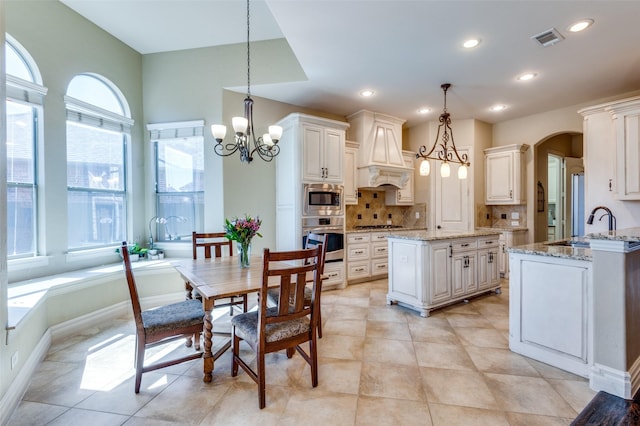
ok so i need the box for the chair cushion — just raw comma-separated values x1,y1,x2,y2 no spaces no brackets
231,307,310,345
142,299,204,335
265,286,312,306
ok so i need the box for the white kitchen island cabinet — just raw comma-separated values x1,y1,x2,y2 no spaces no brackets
387,230,501,317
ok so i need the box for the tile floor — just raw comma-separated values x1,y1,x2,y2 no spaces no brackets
8,278,596,425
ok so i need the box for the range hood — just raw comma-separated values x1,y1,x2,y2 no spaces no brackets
347,110,412,188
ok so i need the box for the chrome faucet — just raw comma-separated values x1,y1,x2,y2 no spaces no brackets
586,206,616,231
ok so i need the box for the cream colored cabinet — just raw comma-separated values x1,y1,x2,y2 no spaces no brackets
388,234,501,317
303,124,345,183
385,152,415,206
497,229,528,278
610,100,640,200
477,237,500,290
484,144,529,205
346,231,389,283
344,142,359,205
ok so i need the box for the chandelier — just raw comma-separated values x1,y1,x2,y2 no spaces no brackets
415,83,470,179
211,0,283,163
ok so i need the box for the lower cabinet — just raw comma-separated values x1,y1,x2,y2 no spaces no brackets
323,261,346,290
497,230,528,278
388,234,501,317
346,231,389,283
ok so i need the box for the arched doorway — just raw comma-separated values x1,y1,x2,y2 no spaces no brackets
532,132,584,243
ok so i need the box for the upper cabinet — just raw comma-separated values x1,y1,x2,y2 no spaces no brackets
385,151,415,205
344,141,359,205
484,144,529,205
610,99,640,200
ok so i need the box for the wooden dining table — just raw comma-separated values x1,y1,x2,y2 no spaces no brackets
173,255,286,383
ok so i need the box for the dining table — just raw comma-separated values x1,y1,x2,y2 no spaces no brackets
173,254,311,383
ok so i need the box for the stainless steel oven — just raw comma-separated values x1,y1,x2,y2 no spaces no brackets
302,216,344,263
303,183,344,216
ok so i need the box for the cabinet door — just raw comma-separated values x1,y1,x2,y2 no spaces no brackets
323,128,344,182
430,242,452,303
478,249,499,290
452,252,476,295
498,240,508,278
485,152,514,203
344,147,358,204
302,124,324,181
615,108,640,200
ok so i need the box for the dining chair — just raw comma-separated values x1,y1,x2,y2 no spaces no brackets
120,241,204,393
265,232,327,337
231,245,323,409
190,231,248,315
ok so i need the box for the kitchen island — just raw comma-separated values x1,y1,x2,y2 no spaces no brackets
386,230,502,317
508,228,640,400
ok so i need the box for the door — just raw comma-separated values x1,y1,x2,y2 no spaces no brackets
433,148,470,231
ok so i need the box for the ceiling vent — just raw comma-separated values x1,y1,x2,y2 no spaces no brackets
531,28,564,47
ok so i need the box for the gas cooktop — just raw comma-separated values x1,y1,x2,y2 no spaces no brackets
353,225,404,230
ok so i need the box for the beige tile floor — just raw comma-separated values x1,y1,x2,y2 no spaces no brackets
8,278,596,425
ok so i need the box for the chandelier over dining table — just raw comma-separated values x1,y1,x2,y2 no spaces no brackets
210,0,283,163
415,83,470,179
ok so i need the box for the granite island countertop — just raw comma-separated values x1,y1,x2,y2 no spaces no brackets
507,236,592,261
476,226,529,232
587,227,640,242
387,229,501,242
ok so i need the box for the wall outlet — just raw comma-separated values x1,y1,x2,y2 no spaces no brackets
511,221,519,226
11,352,18,370
511,212,520,220
501,214,507,219
415,212,420,219
386,219,392,225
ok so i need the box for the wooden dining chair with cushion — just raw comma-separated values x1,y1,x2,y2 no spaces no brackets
120,241,204,393
231,245,323,409
189,231,248,315
265,232,327,337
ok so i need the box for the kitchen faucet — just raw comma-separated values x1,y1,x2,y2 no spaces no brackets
586,206,617,231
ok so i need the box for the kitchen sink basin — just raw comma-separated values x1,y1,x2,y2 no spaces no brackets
545,240,590,248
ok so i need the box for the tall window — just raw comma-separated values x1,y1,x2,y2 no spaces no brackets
148,121,205,242
5,36,46,258
65,74,133,250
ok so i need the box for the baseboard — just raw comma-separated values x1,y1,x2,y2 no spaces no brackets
590,363,633,399
0,329,52,425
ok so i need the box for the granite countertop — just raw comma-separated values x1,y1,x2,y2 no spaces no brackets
506,238,592,262
346,226,427,234
587,227,640,242
387,229,501,242
476,226,529,232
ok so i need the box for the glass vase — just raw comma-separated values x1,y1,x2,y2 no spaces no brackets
237,241,251,268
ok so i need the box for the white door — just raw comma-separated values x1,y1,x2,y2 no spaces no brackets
433,149,471,231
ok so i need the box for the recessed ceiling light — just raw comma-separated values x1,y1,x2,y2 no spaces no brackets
360,89,374,97
517,72,537,81
418,108,431,115
568,19,594,33
463,38,480,49
490,104,507,112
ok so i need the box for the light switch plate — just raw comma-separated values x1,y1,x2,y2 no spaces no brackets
511,221,519,226
511,212,520,219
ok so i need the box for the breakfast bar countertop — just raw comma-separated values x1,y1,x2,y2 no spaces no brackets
507,240,592,261
386,229,501,241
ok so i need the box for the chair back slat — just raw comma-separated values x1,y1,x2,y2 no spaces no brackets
259,246,322,334
192,231,233,259
121,241,144,330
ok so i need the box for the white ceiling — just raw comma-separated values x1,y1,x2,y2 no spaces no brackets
60,0,640,126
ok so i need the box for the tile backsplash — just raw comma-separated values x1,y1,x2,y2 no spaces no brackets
345,189,427,229
488,204,527,228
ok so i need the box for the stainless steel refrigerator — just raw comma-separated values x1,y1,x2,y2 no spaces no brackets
571,173,585,237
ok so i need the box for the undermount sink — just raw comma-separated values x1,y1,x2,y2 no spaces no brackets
545,240,590,248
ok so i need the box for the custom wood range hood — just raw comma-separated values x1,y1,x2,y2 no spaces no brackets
347,110,412,189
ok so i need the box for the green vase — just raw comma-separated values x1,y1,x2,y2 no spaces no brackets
237,241,251,268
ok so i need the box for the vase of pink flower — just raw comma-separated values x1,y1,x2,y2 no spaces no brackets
224,214,262,268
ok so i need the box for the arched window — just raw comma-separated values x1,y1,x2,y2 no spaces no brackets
5,35,47,258
65,74,133,250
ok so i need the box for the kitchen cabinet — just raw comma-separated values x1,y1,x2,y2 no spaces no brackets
387,231,501,317
302,124,345,183
484,144,529,205
497,229,528,279
344,142,359,205
385,151,415,206
322,261,345,290
610,99,640,200
346,231,389,283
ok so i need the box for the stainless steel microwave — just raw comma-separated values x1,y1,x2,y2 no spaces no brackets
303,183,344,216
